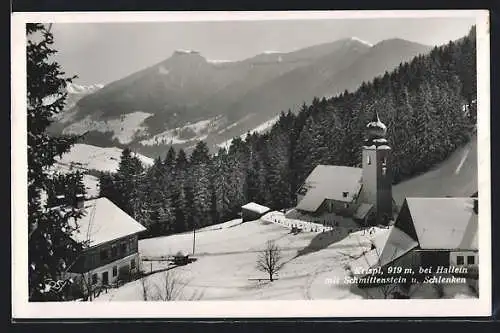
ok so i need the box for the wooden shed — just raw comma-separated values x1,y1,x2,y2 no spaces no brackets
241,202,271,222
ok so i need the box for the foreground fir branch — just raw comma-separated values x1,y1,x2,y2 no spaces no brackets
27,23,86,301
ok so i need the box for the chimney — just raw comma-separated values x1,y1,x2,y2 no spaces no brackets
473,199,478,214
75,193,85,209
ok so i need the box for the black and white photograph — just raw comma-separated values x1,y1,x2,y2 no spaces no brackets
11,10,491,318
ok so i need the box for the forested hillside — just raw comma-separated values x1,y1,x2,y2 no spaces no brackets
98,27,477,238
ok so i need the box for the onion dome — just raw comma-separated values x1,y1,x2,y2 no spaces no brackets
367,111,387,138
365,111,388,147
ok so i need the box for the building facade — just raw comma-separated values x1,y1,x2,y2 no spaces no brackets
65,197,146,294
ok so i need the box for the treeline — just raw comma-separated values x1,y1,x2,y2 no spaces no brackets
99,27,477,238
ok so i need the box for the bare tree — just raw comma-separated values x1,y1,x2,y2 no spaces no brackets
140,276,150,301
256,240,285,282
140,270,203,301
152,271,189,301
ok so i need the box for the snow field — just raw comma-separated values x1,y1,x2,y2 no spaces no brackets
63,111,153,144
53,144,154,198
140,116,224,146
56,143,154,173
95,217,388,301
217,115,281,150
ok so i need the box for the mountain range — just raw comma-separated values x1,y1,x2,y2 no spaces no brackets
51,37,432,157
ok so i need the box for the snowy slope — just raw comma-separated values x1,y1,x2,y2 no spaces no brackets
393,135,477,206
54,144,154,198
94,214,474,302
62,111,153,145
56,143,154,173
217,114,281,150
95,217,377,301
140,116,224,146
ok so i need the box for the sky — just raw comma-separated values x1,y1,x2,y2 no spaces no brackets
51,17,476,85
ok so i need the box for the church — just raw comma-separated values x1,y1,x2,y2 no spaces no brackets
286,111,396,226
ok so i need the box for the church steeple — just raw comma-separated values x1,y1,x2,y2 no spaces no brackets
361,110,393,225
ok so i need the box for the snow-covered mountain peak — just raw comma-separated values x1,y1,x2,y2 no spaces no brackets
66,83,104,94
207,59,233,64
174,49,200,55
350,36,373,47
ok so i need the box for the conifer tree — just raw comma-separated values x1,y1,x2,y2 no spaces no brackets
211,148,232,221
114,148,145,219
27,23,85,301
190,142,212,227
172,149,189,232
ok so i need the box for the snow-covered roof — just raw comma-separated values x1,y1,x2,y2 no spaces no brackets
296,165,362,212
405,197,478,250
241,202,271,214
69,197,146,247
353,203,373,220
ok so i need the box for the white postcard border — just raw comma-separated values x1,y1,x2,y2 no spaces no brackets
11,10,491,319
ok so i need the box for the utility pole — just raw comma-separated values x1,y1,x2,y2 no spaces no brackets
192,226,196,255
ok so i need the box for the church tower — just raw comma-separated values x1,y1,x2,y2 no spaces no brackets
361,111,393,225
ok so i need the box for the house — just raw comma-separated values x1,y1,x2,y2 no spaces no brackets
289,111,395,226
241,202,271,222
350,197,479,284
65,197,146,291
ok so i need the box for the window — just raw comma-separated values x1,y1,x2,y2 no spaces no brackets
342,191,348,198
111,245,118,258
102,271,109,285
456,255,464,265
120,242,127,255
113,266,118,277
92,273,98,285
344,203,349,209
367,155,371,165
100,249,109,260
382,157,387,166
131,259,136,269
467,256,475,265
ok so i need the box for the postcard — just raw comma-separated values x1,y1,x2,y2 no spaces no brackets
11,10,491,318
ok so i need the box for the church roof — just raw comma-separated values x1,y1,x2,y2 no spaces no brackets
296,165,362,212
405,197,478,250
353,203,374,220
69,197,147,247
